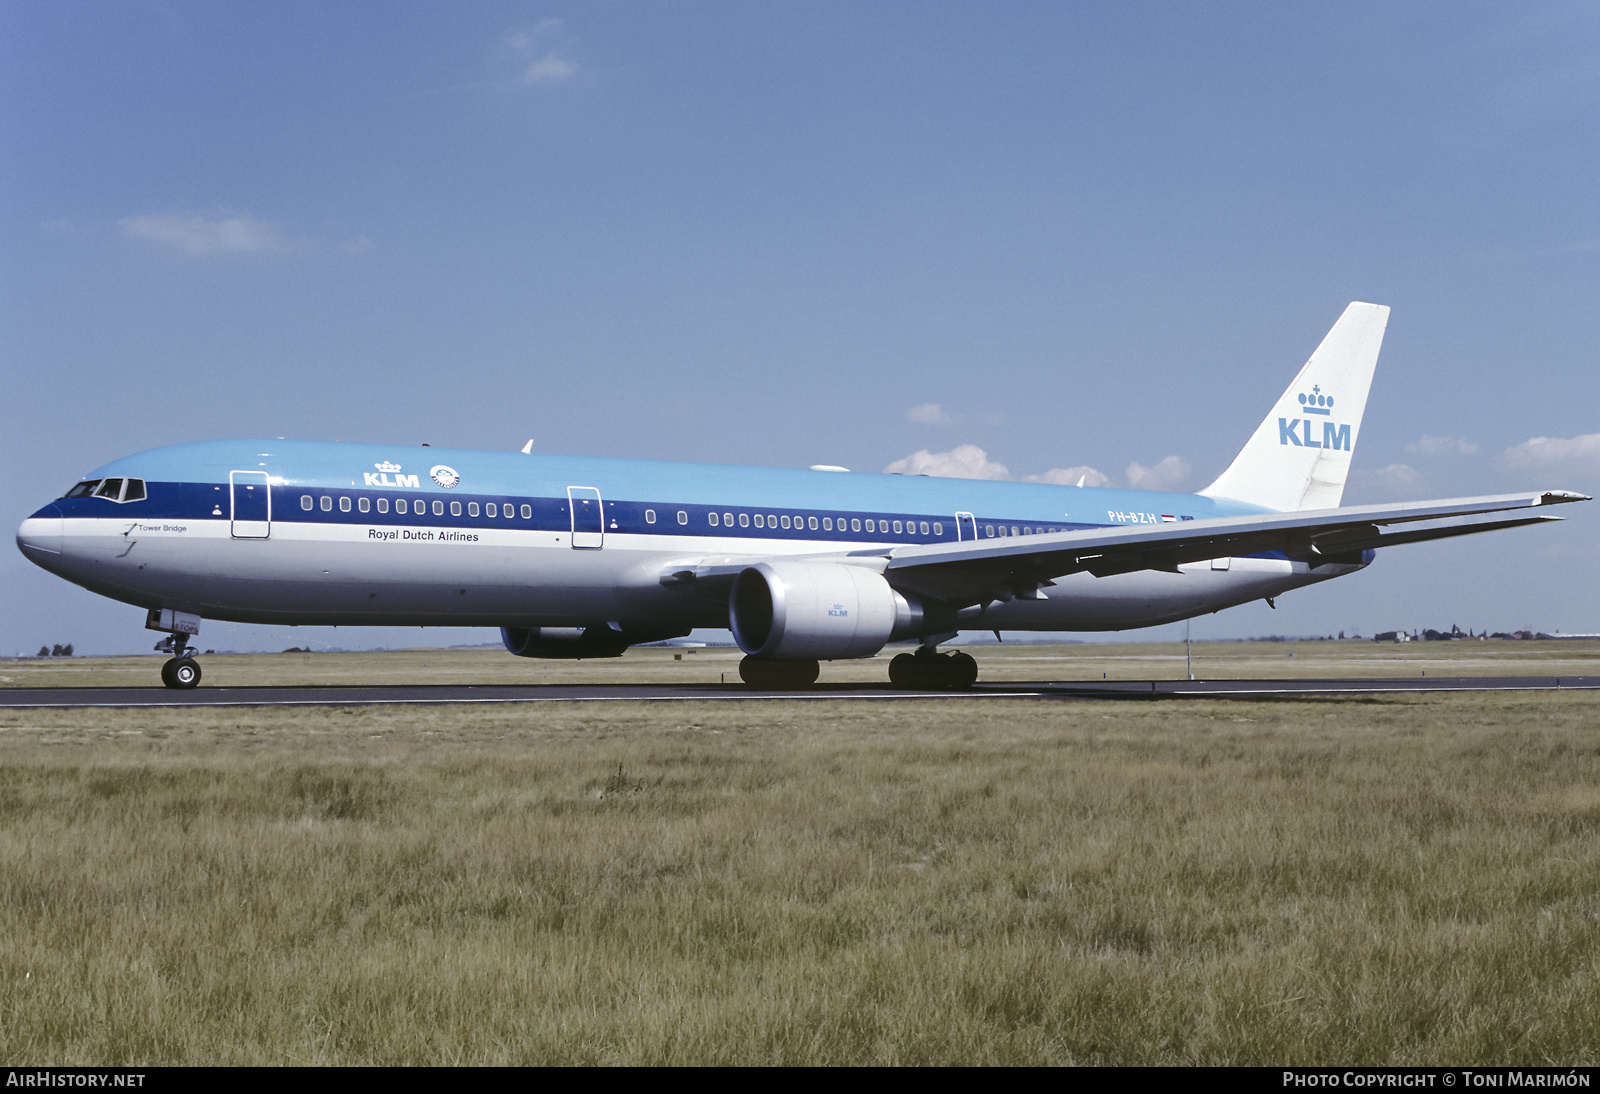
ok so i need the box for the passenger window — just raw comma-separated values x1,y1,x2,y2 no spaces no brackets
340,496,352,512
645,509,655,524
377,498,389,514
320,496,333,511
433,500,445,516
893,520,903,533
486,503,496,517
739,513,749,527
865,519,875,532
709,512,719,526
932,522,942,535
1011,526,1020,537
521,504,531,519
468,502,479,517
677,511,687,525
96,479,124,500
851,518,861,532
301,495,313,511
754,514,764,528
723,512,733,526
919,521,929,534
123,479,146,502
822,517,832,530
985,525,994,537
780,515,791,529
396,499,408,514
450,501,461,516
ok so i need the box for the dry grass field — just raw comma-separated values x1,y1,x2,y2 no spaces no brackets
2,686,1598,1064
4,637,1599,689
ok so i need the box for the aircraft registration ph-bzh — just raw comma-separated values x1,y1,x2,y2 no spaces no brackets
16,303,1589,689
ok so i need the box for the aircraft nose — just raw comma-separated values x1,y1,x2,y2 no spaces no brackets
16,504,64,569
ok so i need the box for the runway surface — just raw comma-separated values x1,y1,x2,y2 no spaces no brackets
3,676,1597,708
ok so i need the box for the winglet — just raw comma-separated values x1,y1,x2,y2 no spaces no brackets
1201,302,1390,512
521,440,534,454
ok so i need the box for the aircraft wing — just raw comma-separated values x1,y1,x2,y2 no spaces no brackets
878,489,1587,603
659,490,1587,607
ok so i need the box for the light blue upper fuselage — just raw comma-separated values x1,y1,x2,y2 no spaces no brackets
73,438,1271,534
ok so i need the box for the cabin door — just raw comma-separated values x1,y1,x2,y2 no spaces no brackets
230,471,271,539
954,512,977,541
568,486,604,549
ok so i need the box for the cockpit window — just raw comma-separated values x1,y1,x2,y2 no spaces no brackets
63,478,145,503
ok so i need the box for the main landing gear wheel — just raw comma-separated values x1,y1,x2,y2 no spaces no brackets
889,649,978,691
738,656,821,688
161,657,201,690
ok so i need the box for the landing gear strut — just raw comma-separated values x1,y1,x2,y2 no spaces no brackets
155,632,202,690
888,646,978,691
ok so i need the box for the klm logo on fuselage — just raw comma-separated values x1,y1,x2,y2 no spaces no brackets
828,603,849,618
1279,386,1351,451
363,461,420,488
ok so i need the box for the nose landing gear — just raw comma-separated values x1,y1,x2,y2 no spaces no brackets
154,633,202,690
888,645,978,691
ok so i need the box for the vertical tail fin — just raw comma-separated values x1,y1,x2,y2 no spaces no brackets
1200,302,1389,512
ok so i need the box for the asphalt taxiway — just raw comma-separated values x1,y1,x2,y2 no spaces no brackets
2,676,1596,708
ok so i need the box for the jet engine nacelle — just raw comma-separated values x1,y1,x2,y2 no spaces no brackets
728,562,942,660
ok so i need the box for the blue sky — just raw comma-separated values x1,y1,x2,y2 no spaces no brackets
3,1,1597,655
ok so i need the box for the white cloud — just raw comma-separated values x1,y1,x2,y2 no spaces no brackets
884,445,1010,480
1374,463,1423,488
1022,465,1111,488
1500,433,1600,474
884,445,1187,490
522,53,578,83
1124,456,1192,492
505,23,578,84
1406,434,1481,457
906,402,954,425
120,212,286,255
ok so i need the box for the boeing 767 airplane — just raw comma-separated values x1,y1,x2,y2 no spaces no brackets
16,303,1588,689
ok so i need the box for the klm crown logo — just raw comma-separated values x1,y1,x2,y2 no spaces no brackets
1297,386,1334,415
1279,385,1350,451
374,461,403,473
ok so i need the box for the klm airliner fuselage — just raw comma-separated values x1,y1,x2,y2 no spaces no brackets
16,303,1587,688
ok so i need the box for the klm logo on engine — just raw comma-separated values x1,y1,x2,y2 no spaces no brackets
1279,386,1351,451
363,461,421,488
828,603,849,618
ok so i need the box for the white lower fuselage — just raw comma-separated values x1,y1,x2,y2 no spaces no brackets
23,512,1360,638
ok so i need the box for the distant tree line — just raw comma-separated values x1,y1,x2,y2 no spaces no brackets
36,644,74,657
